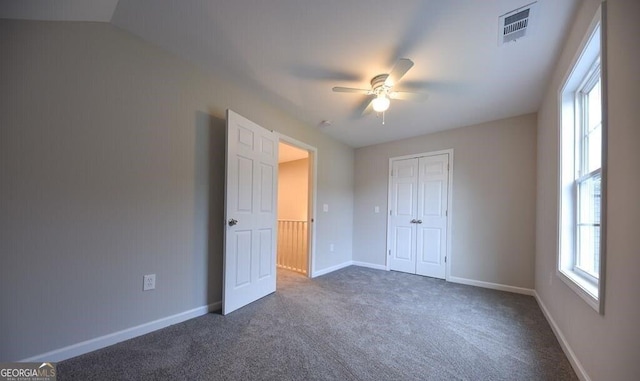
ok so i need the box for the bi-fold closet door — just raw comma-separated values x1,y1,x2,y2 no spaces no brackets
388,154,449,279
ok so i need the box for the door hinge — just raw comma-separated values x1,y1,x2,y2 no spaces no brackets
447,163,450,171
445,210,448,217
389,210,392,216
388,250,391,256
445,256,447,263
390,169,393,177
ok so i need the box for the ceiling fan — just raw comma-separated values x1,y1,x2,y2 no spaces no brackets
332,58,428,123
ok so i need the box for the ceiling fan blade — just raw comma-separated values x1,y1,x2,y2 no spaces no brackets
332,87,371,94
385,58,414,87
390,91,429,101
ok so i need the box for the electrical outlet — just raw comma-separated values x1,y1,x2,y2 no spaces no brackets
330,244,335,252
143,274,156,291
374,206,380,214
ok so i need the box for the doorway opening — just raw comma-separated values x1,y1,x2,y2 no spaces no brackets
276,138,316,280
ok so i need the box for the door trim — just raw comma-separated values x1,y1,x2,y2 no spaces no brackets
276,133,318,278
386,149,454,280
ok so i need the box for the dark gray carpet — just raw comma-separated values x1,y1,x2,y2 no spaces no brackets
58,267,577,380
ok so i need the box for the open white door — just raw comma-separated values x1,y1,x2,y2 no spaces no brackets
223,110,278,315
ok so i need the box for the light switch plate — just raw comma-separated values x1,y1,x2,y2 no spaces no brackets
143,274,156,291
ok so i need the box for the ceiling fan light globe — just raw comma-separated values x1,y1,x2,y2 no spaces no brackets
372,96,390,112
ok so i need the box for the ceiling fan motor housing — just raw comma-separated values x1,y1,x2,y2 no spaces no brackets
371,74,392,98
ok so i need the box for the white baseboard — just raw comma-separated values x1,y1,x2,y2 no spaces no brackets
313,261,387,277
312,261,353,277
534,292,591,381
351,261,387,271
448,276,535,296
21,301,222,363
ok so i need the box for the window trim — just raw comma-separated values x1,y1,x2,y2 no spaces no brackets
557,4,607,314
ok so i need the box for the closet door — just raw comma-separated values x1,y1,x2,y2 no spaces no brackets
387,154,450,280
388,158,419,274
415,154,449,278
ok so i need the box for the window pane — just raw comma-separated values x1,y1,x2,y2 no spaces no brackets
587,80,601,131
577,225,599,276
585,79,602,173
587,124,602,173
577,174,601,277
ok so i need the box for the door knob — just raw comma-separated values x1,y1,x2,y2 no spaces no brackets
228,219,238,226
410,219,417,224
416,219,422,224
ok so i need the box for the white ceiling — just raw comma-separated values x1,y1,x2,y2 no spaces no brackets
0,0,580,148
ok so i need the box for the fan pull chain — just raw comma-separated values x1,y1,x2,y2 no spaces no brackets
382,111,385,125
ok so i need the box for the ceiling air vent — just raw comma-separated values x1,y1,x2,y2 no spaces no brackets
498,2,538,45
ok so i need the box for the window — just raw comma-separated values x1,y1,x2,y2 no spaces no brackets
558,9,606,313
575,66,601,283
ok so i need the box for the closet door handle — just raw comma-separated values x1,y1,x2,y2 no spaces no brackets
228,219,238,226
410,219,417,224
416,220,422,224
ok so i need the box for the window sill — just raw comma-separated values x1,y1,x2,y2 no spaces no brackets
558,269,600,312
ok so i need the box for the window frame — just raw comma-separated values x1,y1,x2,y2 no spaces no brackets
557,5,607,314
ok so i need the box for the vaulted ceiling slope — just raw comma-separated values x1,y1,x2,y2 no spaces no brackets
0,0,119,22
0,0,580,147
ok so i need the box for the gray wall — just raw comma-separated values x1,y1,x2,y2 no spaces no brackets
354,114,537,288
535,0,640,379
0,20,354,361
